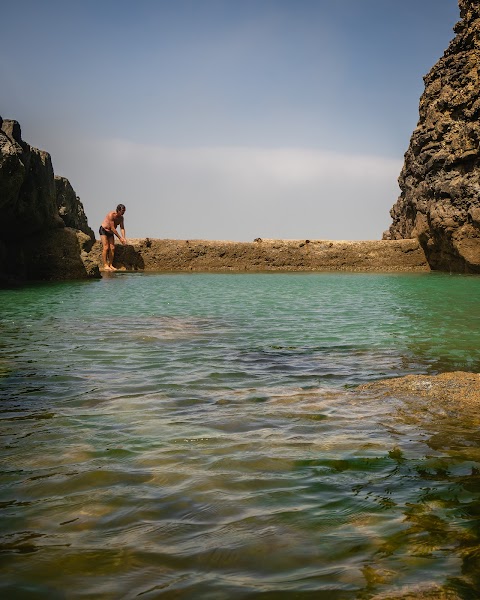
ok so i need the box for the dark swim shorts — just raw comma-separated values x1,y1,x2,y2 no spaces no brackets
99,226,114,237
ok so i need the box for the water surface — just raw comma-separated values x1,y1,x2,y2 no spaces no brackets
1,272,480,598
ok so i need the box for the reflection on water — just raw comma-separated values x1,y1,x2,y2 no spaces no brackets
1,272,480,598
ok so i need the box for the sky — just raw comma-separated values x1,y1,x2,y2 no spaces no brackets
1,0,460,241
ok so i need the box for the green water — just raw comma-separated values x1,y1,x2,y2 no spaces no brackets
1,272,480,599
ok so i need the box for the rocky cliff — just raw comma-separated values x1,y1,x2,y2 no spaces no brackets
385,0,480,273
0,118,99,283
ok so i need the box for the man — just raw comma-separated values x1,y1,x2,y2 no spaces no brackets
99,204,127,271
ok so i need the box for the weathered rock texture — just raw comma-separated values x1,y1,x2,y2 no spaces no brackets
91,238,429,273
0,117,99,283
385,0,480,273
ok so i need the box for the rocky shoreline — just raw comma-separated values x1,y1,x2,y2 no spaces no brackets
92,237,429,273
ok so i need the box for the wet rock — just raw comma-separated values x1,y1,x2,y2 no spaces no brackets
370,583,462,600
359,372,480,416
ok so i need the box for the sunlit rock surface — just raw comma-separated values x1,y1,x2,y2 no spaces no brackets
91,237,429,272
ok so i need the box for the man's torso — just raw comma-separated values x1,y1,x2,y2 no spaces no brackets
101,211,123,230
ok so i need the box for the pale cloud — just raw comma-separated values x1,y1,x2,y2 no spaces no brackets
58,137,401,242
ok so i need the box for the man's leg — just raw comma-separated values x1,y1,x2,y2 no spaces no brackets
101,235,112,270
109,239,117,270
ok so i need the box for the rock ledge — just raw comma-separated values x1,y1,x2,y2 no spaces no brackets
91,238,429,273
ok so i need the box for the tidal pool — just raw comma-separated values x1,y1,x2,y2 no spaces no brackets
1,272,480,598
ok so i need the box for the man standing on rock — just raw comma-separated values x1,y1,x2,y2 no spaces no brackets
99,204,127,271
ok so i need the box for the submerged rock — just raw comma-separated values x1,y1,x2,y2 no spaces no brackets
359,371,480,416
385,0,480,273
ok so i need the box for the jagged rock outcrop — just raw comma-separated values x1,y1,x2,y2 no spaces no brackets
385,0,480,273
0,117,64,239
0,117,99,283
55,176,95,248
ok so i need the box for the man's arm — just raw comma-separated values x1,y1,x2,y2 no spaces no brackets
119,217,126,244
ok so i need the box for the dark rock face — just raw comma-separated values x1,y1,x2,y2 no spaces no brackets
0,118,99,282
385,0,480,273
0,120,63,240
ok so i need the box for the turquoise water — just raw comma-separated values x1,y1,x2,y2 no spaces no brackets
1,272,480,599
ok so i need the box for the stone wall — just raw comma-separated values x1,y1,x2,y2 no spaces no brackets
385,0,480,273
0,117,99,283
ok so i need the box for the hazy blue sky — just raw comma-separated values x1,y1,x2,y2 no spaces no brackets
1,0,460,240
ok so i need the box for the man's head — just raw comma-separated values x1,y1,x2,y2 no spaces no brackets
116,204,126,214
